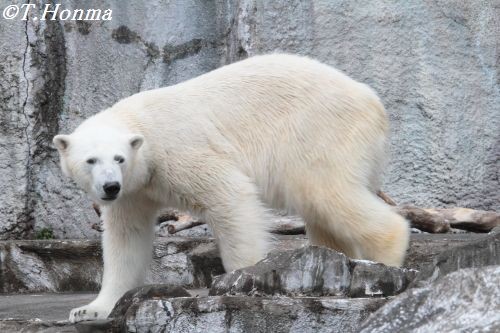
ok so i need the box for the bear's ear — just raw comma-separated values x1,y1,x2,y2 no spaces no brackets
129,134,144,150
53,135,71,151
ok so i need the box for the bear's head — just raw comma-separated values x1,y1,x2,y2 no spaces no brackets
53,126,144,205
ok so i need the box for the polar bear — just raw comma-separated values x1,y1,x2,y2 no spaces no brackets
53,54,409,322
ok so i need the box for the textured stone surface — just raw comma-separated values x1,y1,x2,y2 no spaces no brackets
0,5,34,240
1,231,497,294
2,232,497,294
348,260,417,298
0,0,498,239
211,246,351,296
147,237,225,288
120,295,386,333
107,285,191,329
0,0,223,240
0,292,386,333
0,240,102,293
403,232,484,268
0,237,224,293
359,265,500,333
411,227,500,284
209,246,416,298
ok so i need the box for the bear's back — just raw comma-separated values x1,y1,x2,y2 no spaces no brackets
94,54,387,167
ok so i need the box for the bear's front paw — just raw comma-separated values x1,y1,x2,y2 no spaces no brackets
69,303,111,323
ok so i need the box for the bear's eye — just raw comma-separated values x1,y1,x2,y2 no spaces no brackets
86,158,97,165
114,155,125,164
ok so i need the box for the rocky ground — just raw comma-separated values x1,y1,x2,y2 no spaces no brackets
0,225,498,332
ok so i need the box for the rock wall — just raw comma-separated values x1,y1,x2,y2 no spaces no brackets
0,0,498,239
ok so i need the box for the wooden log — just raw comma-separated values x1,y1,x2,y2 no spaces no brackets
421,208,500,233
377,190,397,206
167,220,205,234
166,220,307,235
396,205,451,233
158,209,179,223
95,201,498,235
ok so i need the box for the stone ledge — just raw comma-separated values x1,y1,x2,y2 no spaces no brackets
0,232,497,294
0,237,225,293
209,246,417,298
79,292,387,333
359,265,500,332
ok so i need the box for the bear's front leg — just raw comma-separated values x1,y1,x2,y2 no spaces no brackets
69,199,158,323
200,169,272,272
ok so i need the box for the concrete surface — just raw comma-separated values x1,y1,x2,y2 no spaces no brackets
0,293,95,321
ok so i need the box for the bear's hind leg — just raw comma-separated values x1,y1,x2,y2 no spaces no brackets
300,187,409,267
200,170,272,272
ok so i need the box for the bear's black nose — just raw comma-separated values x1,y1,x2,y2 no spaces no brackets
103,182,121,196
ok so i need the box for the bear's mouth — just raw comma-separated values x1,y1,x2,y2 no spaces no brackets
101,196,117,201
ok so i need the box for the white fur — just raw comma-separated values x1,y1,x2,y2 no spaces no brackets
54,54,409,322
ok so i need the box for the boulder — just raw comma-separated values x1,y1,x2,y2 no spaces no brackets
359,265,500,332
210,246,416,298
411,227,500,283
87,292,386,333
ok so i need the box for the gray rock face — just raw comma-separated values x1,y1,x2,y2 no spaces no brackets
359,265,500,333
105,294,386,333
348,260,417,298
210,246,416,298
0,0,223,240
211,246,352,297
1,231,497,295
409,227,500,283
147,237,225,288
0,237,224,293
0,0,498,239
2,232,497,294
0,239,102,293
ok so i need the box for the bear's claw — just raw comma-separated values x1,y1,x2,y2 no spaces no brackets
69,304,110,323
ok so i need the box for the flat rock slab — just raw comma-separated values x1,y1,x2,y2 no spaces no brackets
403,232,492,271
411,227,500,283
359,265,500,332
82,294,387,333
0,290,385,333
210,246,416,298
0,237,225,294
0,240,102,293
